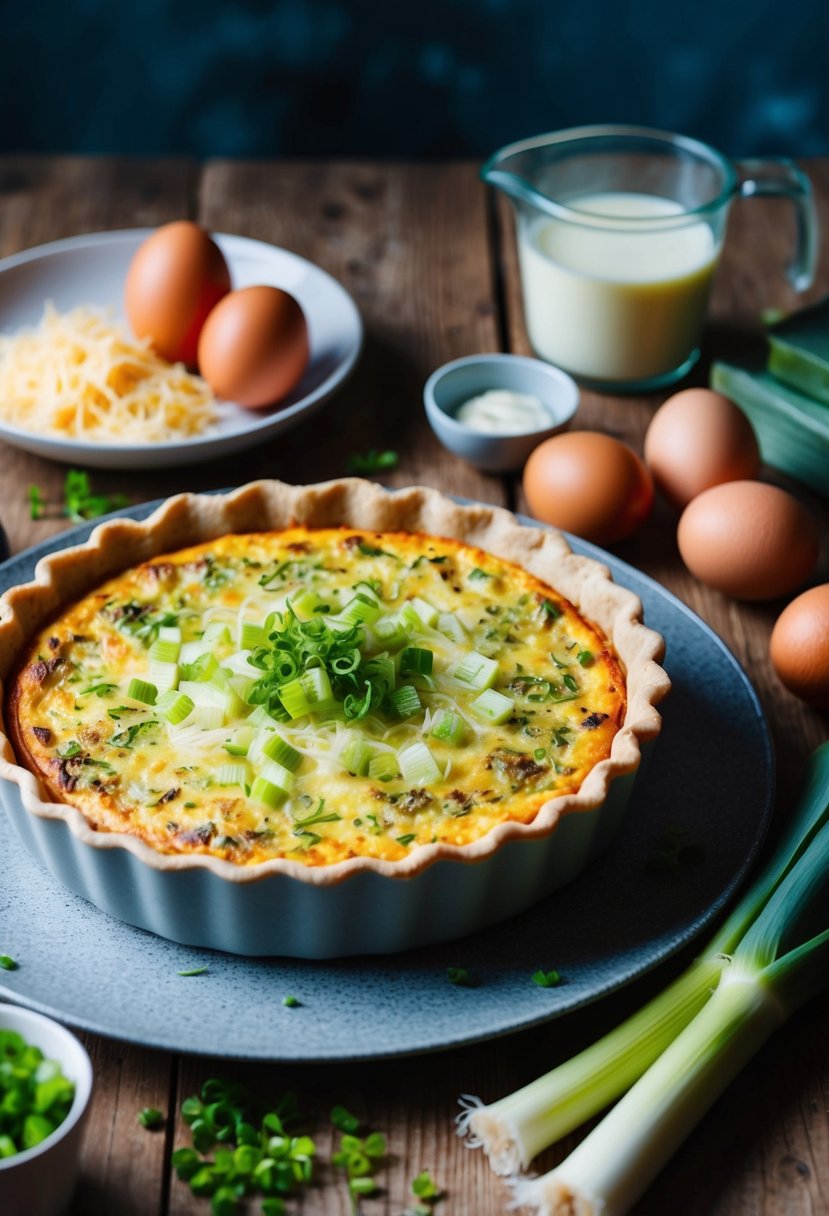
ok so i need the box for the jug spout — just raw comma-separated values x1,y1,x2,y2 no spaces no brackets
481,148,545,214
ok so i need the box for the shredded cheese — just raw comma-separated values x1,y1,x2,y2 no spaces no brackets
0,303,218,442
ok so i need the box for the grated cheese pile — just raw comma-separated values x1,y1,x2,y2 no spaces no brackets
0,303,219,443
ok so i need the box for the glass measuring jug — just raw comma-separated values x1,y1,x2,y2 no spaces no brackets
482,125,818,392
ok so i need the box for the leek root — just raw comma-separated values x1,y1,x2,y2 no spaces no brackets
459,743,829,1206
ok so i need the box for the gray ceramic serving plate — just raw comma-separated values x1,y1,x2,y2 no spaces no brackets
0,503,773,1061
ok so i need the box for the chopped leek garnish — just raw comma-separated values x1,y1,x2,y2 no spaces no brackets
289,589,330,620
341,735,373,777
180,652,219,683
372,614,409,648
470,688,514,725
431,709,466,746
261,733,302,771
127,677,158,705
451,651,499,691
399,646,434,677
223,726,255,757
148,659,179,695
239,621,268,651
404,597,439,629
388,683,422,719
437,612,467,643
368,753,398,783
203,621,231,646
149,638,181,664
249,775,289,810
398,740,442,786
156,690,195,725
157,625,182,644
339,591,382,626
215,763,250,788
189,704,225,730
460,744,829,1216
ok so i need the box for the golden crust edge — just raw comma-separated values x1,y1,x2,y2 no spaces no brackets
0,478,671,887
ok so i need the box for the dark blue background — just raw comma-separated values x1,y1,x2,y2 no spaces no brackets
5,0,828,158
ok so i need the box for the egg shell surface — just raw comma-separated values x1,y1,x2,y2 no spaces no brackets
644,387,760,509
522,430,654,545
677,480,819,600
770,584,829,708
124,221,231,366
197,286,310,409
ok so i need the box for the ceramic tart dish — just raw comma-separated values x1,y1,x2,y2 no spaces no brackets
0,479,669,958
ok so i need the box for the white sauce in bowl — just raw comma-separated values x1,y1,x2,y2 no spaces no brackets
454,389,549,434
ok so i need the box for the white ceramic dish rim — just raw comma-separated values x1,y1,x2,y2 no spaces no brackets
0,1002,93,1171
0,229,364,458
0,479,669,891
423,352,579,439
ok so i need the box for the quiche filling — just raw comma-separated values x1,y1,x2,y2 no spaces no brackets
8,528,625,866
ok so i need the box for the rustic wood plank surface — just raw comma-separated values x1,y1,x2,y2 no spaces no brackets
0,155,826,1216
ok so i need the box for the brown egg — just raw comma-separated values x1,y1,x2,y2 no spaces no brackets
125,221,231,365
770,585,829,708
197,286,309,408
677,481,819,600
523,431,654,545
644,388,760,509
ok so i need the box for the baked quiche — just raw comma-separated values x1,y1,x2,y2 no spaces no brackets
8,526,626,868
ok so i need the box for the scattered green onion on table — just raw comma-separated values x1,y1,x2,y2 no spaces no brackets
458,742,829,1216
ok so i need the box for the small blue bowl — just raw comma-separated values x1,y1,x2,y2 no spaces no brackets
423,353,579,472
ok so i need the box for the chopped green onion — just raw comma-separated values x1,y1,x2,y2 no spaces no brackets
0,955,18,971
437,611,467,643
189,705,225,731
470,688,514,725
400,646,434,677
138,1107,165,1130
404,597,439,628
577,649,594,667
223,726,255,757
261,734,302,771
239,621,268,650
215,763,250,789
396,833,417,846
338,591,382,626
249,775,289,810
346,447,399,475
289,589,329,620
398,740,442,786
149,638,181,664
388,683,422,719
451,651,499,690
127,677,158,705
180,652,219,683
372,614,409,648
532,968,562,988
412,1169,442,1200
177,966,208,977
341,735,373,777
282,995,300,1008
431,709,466,747
202,621,231,646
447,966,474,987
469,567,492,581
368,753,398,783
148,659,179,695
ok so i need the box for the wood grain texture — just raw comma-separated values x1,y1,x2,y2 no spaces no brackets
0,157,825,1216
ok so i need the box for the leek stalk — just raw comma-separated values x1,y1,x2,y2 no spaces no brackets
459,744,829,1196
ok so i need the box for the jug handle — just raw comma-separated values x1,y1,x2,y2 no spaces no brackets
736,159,819,293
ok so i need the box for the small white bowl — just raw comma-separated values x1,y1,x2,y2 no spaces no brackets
0,1003,93,1216
423,353,579,471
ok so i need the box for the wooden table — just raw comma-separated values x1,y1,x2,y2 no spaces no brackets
0,156,827,1216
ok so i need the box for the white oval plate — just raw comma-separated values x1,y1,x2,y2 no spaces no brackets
0,229,363,469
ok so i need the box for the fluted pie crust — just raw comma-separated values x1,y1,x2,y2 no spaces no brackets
0,479,670,886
